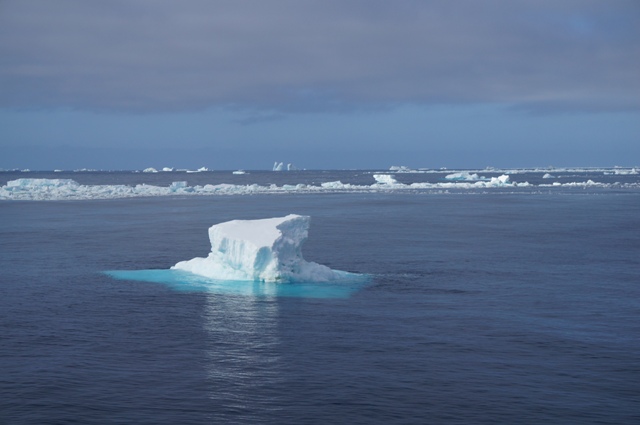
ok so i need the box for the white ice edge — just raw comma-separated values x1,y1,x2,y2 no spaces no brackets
387,166,639,174
1,176,639,200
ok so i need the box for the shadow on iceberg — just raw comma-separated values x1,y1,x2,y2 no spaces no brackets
104,215,369,298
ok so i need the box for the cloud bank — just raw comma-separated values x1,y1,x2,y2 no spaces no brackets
1,0,638,113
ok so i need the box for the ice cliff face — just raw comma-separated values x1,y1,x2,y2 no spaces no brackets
172,214,349,282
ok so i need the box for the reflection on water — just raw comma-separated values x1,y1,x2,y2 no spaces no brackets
103,268,369,420
200,291,285,420
104,269,368,298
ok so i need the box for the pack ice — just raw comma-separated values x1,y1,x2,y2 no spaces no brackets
172,214,356,282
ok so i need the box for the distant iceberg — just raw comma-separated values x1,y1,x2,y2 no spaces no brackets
389,165,414,172
445,172,483,181
604,167,638,175
186,167,209,173
273,162,297,171
373,174,399,185
172,215,359,283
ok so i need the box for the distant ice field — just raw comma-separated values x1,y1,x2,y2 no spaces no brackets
1,167,639,200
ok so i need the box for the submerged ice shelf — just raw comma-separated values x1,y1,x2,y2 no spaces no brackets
105,269,365,298
172,214,358,283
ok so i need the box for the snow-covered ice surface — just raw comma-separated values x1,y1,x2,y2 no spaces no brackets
373,174,400,185
444,171,485,181
172,214,361,283
1,168,639,200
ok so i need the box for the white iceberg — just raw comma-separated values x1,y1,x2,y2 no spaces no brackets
186,167,209,173
171,214,357,283
445,172,482,181
373,174,399,185
272,162,297,171
389,165,414,172
606,167,638,175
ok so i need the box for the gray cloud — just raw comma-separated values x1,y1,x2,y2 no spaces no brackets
1,0,638,112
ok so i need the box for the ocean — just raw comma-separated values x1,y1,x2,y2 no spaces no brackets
1,168,639,424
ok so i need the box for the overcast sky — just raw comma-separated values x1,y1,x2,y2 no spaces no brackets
1,0,639,169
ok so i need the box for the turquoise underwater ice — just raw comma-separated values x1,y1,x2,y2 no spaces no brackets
104,269,369,299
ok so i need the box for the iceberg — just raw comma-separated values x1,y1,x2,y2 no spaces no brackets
389,165,413,172
444,172,483,181
172,214,358,283
605,167,638,175
373,174,399,185
272,162,297,171
186,167,209,173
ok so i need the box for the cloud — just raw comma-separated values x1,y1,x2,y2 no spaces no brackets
1,0,638,113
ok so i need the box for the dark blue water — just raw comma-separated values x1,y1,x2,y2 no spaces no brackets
2,191,639,424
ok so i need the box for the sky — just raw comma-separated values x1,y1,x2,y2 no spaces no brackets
1,0,639,170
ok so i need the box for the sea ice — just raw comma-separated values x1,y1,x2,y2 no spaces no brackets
389,165,414,172
605,168,638,175
2,172,636,201
172,214,358,282
373,174,399,185
186,167,209,173
445,172,483,181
